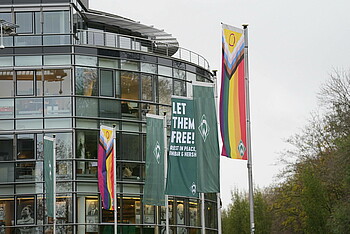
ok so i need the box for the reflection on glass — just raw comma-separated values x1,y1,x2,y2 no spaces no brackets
43,35,70,46
75,67,98,96
144,205,155,224
44,55,71,66
14,36,42,46
44,97,71,117
141,104,156,121
16,71,34,96
45,118,72,129
0,71,13,97
174,80,186,96
41,69,71,95
16,98,43,118
141,62,157,74
76,98,98,117
75,55,98,67
57,160,72,180
121,72,139,100
158,65,172,76
158,76,172,104
17,134,34,160
0,135,13,161
121,60,139,71
0,57,13,67
16,12,33,34
142,74,155,101
99,58,119,69
173,68,186,79
0,99,14,119
46,133,72,159
122,163,141,181
15,56,42,67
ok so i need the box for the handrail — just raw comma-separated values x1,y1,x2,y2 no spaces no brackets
74,29,210,71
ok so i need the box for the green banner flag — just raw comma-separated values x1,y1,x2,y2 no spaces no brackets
144,115,166,206
193,85,220,193
44,136,55,217
165,97,198,197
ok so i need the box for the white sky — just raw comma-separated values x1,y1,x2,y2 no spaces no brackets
90,0,350,207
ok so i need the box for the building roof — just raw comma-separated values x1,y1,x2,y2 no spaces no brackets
82,9,179,47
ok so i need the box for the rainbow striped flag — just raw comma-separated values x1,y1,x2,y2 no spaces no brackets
220,24,247,160
98,125,115,210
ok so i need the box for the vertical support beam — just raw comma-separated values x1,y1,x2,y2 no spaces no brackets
243,24,255,234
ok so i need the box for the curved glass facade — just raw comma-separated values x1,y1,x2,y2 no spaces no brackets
0,1,218,233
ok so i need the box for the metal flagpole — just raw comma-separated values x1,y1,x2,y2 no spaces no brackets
201,193,206,234
53,135,56,234
163,113,170,234
243,24,255,234
113,124,118,234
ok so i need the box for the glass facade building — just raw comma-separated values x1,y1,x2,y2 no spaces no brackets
0,0,218,233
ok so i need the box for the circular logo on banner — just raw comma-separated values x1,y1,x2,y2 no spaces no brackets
229,33,236,47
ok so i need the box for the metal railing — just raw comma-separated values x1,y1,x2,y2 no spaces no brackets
75,29,210,70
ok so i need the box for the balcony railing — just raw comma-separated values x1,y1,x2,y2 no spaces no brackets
75,29,210,70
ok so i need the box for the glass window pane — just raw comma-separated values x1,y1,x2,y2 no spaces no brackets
0,57,14,67
99,99,120,118
100,70,114,97
16,71,34,96
144,205,155,224
121,101,139,119
121,60,139,71
16,197,35,226
173,80,186,96
17,134,34,160
141,62,157,74
15,56,42,66
76,161,97,180
122,198,141,224
41,69,71,95
75,55,97,66
76,130,98,159
44,97,71,117
76,97,98,117
75,67,98,96
43,11,69,34
121,72,139,100
16,119,43,130
14,36,42,46
0,163,14,182
45,118,72,129
43,35,70,45
158,65,172,76
16,12,33,34
44,55,71,65
0,120,14,130
173,68,186,79
99,58,119,69
0,99,14,119
34,12,41,34
142,74,154,101
0,71,13,97
16,98,43,118
158,76,172,104
121,134,140,161
0,135,13,161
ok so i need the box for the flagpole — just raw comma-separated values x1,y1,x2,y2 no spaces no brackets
201,193,206,233
163,113,170,234
113,124,118,234
53,135,56,234
243,24,255,234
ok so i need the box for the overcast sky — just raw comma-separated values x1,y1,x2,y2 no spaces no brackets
90,0,350,207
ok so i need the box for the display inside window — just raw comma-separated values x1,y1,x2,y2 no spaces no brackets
189,200,200,226
15,162,36,181
122,163,141,181
176,201,185,225
75,67,98,96
76,130,98,159
86,199,99,233
55,196,73,233
0,71,14,97
16,197,35,226
121,198,140,224
0,198,14,232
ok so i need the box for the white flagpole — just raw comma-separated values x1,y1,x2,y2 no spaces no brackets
163,113,170,234
243,24,255,234
201,193,206,233
113,124,118,234
53,135,56,234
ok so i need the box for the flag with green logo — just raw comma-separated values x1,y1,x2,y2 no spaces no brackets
165,97,198,197
193,85,220,193
44,136,55,217
144,114,166,206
